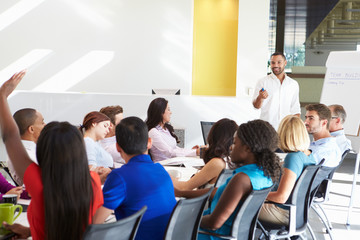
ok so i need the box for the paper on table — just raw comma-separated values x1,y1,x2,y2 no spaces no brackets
159,157,205,167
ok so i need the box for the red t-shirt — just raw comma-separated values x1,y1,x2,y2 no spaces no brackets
24,163,103,240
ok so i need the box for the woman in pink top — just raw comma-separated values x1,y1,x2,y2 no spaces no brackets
145,98,200,162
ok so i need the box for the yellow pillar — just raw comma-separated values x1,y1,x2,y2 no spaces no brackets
192,0,239,96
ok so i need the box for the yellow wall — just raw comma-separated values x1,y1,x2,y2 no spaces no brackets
192,0,239,96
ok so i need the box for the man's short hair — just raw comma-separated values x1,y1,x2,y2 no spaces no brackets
100,105,123,125
13,108,37,136
115,116,148,155
328,104,347,124
306,104,331,129
271,52,286,60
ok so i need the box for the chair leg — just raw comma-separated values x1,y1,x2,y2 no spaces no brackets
307,223,317,240
310,205,334,240
315,204,333,230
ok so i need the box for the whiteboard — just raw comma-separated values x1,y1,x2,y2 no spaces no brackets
320,51,360,135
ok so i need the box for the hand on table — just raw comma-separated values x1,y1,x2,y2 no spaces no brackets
6,187,23,200
2,222,31,239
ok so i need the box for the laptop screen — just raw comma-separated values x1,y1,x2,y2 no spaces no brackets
200,121,215,145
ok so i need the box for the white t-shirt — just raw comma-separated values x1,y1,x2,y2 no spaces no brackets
253,73,300,130
99,136,125,166
84,137,113,168
7,140,37,186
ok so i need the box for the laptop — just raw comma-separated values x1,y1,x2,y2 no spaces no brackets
200,121,215,145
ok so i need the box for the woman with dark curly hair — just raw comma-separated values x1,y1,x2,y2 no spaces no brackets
172,118,238,190
175,119,281,239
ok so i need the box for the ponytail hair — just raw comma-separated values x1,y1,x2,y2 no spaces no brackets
79,111,110,134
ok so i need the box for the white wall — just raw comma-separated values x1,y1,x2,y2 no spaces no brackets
305,44,357,66
0,0,194,94
0,0,271,160
236,0,270,97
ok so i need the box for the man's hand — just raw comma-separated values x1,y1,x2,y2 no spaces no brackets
258,89,268,99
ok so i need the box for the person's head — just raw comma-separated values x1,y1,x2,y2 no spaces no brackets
270,52,287,76
80,111,111,141
304,104,331,135
278,115,310,153
36,121,93,240
203,118,238,165
116,116,150,157
231,120,281,182
145,97,178,142
13,108,45,143
100,105,124,137
328,104,347,132
146,98,172,127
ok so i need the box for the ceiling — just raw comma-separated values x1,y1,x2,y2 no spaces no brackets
273,0,360,51
306,0,360,48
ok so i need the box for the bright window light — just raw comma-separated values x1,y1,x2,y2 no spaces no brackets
357,44,360,51
0,49,53,85
0,0,46,32
33,51,114,92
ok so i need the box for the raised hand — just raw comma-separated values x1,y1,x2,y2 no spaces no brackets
0,70,26,98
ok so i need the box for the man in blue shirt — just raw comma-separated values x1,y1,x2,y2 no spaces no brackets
304,104,341,168
94,116,176,240
328,104,352,154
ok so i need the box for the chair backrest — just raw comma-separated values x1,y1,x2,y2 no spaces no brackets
312,149,351,198
230,185,274,240
83,206,147,240
200,121,215,145
288,165,321,230
163,187,213,240
214,169,234,188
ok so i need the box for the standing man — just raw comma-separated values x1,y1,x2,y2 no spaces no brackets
7,108,45,185
304,104,341,168
253,52,300,130
328,104,352,154
99,105,125,167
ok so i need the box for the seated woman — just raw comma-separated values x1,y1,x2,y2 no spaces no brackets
258,115,316,225
80,111,113,182
145,97,200,162
176,120,281,239
0,173,30,201
172,118,238,190
0,71,103,240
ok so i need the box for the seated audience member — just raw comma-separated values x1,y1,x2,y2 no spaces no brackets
258,115,316,225
328,104,352,154
7,108,45,185
94,117,177,240
0,71,103,240
80,111,112,182
145,97,200,162
172,118,238,190
0,173,30,200
99,105,125,166
176,120,281,239
304,104,341,167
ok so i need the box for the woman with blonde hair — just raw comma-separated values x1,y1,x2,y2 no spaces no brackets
258,115,316,225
